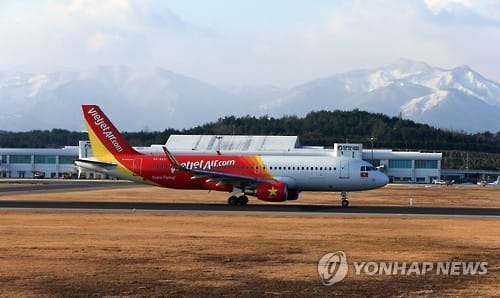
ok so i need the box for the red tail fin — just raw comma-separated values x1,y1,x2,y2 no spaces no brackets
82,105,139,157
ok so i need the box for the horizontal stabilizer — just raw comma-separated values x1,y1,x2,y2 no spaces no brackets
74,159,117,168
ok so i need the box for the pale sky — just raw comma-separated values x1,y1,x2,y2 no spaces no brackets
0,0,499,87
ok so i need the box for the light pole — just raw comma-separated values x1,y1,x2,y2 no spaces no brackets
216,136,223,153
369,137,377,165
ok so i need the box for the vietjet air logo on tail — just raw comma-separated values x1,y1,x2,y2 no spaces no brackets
87,107,124,153
82,105,138,156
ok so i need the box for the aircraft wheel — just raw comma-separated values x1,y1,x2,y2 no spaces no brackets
228,196,238,206
238,195,249,205
341,199,349,207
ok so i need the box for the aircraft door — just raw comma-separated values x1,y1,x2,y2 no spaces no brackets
132,158,143,176
339,160,349,179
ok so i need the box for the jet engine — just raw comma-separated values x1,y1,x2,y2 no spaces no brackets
256,181,289,202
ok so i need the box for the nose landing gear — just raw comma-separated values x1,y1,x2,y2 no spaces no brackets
341,191,349,207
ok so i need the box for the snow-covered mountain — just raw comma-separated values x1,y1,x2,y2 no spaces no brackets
0,59,499,133
258,59,500,133
0,66,238,131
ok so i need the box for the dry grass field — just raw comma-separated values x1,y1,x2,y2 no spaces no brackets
0,184,498,297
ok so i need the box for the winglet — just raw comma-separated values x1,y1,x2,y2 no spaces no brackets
162,146,184,169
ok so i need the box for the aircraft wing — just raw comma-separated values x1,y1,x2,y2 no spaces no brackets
162,146,274,187
188,168,270,189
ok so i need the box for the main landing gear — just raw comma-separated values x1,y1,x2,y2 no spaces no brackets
228,195,248,206
341,191,349,207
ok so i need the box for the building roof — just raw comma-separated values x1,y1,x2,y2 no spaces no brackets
367,149,442,160
165,135,301,152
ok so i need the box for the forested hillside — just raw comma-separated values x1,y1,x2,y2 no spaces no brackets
1,110,499,169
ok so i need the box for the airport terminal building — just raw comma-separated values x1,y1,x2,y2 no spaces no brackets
1,135,442,183
0,147,79,179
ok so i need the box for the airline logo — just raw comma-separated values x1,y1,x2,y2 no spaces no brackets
181,159,236,170
87,106,124,153
360,172,368,178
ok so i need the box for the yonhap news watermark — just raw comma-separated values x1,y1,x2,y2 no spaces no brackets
318,251,488,286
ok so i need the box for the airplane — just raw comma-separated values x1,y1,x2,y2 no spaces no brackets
75,105,389,206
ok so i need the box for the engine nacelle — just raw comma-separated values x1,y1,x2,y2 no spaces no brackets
256,181,288,202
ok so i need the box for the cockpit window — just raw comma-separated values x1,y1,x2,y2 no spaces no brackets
361,166,376,171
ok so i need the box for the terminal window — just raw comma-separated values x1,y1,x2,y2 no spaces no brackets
59,156,78,164
388,160,412,168
415,160,438,169
10,155,31,164
416,177,426,183
394,176,412,182
34,155,56,164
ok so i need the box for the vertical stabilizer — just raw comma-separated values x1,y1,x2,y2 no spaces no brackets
82,105,140,160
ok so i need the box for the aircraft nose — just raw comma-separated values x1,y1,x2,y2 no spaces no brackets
378,172,389,187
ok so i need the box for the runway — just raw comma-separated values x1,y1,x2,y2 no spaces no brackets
1,179,499,217
0,179,138,195
0,200,498,217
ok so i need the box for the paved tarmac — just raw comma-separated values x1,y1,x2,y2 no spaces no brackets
0,179,498,217
0,179,137,195
0,200,498,217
